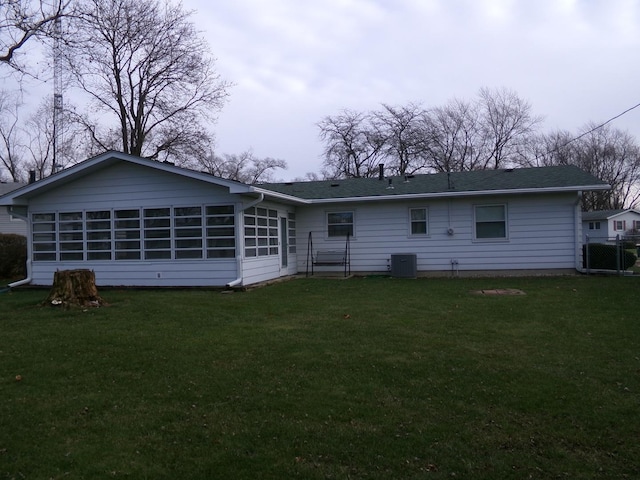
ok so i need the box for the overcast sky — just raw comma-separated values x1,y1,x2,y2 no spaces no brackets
183,0,640,180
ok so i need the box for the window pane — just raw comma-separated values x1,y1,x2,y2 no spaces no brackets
175,207,201,217
175,228,202,238
328,212,353,224
328,224,353,237
175,217,201,227
59,212,82,221
207,216,234,226
411,223,427,235
87,211,110,220
33,223,55,232
207,205,234,215
87,220,111,230
476,222,506,239
476,205,505,222
145,229,170,239
115,209,139,218
144,208,170,217
411,209,426,221
33,213,55,222
115,219,140,229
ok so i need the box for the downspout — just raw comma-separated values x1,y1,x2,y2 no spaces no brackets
9,259,32,288
226,193,264,288
574,192,586,273
7,206,32,289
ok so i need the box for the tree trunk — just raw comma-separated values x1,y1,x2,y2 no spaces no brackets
44,269,106,308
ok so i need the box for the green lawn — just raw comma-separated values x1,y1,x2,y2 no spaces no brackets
1,276,639,479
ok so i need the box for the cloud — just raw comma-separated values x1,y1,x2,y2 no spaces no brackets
189,0,640,179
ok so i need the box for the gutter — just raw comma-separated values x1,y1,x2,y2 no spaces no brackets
226,193,265,288
574,192,587,274
302,184,611,204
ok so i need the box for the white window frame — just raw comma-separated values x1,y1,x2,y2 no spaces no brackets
409,207,429,236
614,220,626,231
31,205,235,262
326,211,354,238
474,204,508,241
588,221,601,230
244,207,279,257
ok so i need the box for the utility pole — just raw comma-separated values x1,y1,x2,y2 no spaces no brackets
53,16,63,173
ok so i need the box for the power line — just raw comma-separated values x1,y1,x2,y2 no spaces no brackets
543,101,640,158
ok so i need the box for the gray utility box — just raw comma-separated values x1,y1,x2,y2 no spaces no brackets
390,254,417,278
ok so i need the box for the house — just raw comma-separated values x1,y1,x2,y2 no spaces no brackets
0,182,27,236
582,209,640,244
0,151,609,287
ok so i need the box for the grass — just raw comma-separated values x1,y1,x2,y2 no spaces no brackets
1,276,639,479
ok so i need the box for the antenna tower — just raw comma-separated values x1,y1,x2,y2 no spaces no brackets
53,16,63,172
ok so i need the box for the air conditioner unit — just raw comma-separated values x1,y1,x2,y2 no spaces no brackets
390,254,417,278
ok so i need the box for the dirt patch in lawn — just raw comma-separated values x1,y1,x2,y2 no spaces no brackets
471,288,526,296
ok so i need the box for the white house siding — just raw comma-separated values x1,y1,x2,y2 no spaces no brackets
296,192,580,275
0,207,27,235
25,162,244,287
0,183,27,236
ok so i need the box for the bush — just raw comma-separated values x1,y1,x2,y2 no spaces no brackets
0,234,27,279
583,243,637,270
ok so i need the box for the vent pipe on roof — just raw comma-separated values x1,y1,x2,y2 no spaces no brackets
378,164,384,180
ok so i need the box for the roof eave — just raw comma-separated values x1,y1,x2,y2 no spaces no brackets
302,184,611,204
253,187,311,205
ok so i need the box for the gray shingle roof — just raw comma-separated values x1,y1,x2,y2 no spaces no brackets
261,165,608,200
581,209,639,221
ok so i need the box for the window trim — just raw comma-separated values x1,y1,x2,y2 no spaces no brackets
409,207,429,236
614,220,626,231
326,210,354,239
473,204,508,241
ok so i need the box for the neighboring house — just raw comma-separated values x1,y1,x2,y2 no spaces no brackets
0,151,609,287
0,182,27,236
582,209,640,244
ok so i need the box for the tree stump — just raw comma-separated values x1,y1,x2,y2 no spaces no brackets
44,269,107,308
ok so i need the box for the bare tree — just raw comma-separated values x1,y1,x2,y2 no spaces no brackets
477,87,543,169
198,150,287,184
371,102,428,176
0,0,68,72
318,110,385,179
521,125,640,210
571,124,640,210
64,0,231,164
0,91,26,181
422,98,486,172
23,97,81,179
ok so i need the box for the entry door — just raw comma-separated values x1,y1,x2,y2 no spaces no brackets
280,217,288,268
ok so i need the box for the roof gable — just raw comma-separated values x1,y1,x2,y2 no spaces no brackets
0,151,253,205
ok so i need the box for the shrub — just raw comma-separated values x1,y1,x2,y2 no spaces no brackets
583,243,637,270
0,234,27,279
